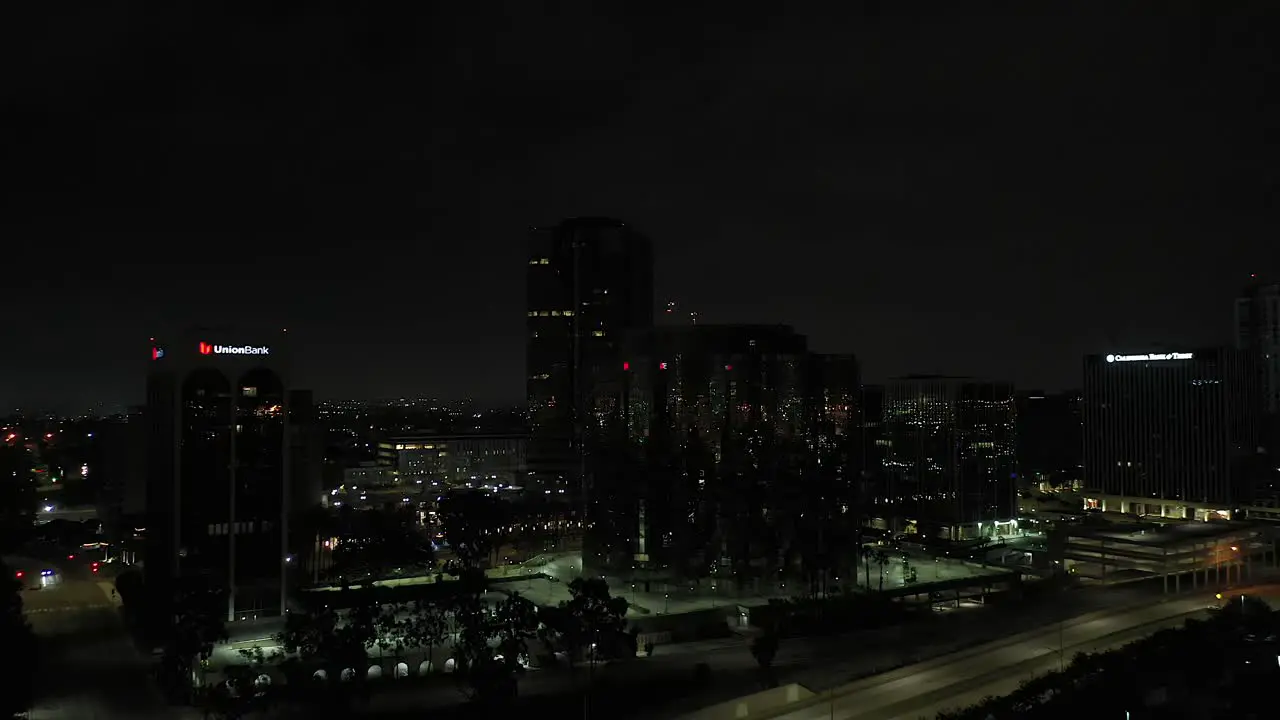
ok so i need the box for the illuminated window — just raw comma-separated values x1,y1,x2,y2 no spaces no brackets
591,330,605,337
242,387,258,397
539,258,550,265
527,311,538,317
563,310,574,317
551,310,562,317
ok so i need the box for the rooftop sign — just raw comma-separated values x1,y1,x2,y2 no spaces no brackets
1106,352,1193,363
199,342,271,356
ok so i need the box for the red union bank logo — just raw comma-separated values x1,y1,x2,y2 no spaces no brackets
198,342,270,356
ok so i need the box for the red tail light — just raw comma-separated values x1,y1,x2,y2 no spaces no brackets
15,571,23,579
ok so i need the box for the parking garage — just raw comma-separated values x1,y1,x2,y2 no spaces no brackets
1055,521,1278,593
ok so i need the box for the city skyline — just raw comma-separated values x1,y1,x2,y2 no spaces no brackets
8,6,1280,720
4,5,1277,412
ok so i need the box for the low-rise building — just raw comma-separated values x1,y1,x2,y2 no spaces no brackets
375,433,528,491
1050,520,1276,592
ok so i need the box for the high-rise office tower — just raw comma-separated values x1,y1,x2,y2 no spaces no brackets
618,324,809,451
145,331,321,622
1236,281,1280,414
858,384,888,490
808,353,861,446
880,376,1017,539
525,218,653,500
1236,282,1280,484
1015,391,1083,489
1082,348,1261,518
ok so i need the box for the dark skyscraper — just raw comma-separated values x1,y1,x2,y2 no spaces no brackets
808,353,861,447
618,324,809,451
879,376,1017,539
1082,347,1262,518
525,218,654,499
1235,281,1280,415
145,330,320,622
1235,282,1280,479
1015,391,1083,489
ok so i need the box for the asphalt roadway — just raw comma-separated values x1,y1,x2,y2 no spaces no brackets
7,552,197,720
764,588,1270,720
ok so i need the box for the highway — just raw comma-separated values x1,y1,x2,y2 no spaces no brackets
762,591,1235,720
8,552,197,720
306,583,1181,717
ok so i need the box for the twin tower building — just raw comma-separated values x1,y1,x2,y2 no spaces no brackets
145,329,321,622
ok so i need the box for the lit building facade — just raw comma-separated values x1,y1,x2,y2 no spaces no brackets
879,376,1017,539
145,331,321,622
341,465,398,488
525,218,654,499
373,433,528,492
1082,348,1262,518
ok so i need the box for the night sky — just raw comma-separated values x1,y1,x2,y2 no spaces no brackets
3,4,1276,413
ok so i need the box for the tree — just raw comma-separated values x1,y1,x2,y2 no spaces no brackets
402,599,449,673
860,544,876,590
446,587,539,706
436,491,536,707
562,577,629,676
488,593,540,693
158,585,229,703
0,442,37,720
750,627,780,686
875,549,890,591
0,558,36,719
0,443,36,552
438,489,510,570
276,590,380,708
214,649,275,720
328,505,434,584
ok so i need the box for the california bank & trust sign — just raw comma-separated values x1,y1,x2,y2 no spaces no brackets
1105,352,1193,363
198,342,271,356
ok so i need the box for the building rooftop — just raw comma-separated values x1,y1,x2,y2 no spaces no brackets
1070,520,1254,547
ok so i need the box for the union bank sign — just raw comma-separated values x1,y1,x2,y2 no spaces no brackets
199,342,271,356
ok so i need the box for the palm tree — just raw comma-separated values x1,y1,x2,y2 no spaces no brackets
874,549,890,591
860,545,876,589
